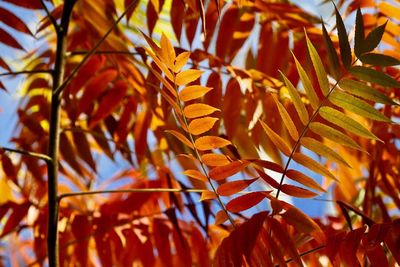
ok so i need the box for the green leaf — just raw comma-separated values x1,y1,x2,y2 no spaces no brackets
279,71,309,125
292,52,320,110
362,21,387,53
335,6,352,68
305,33,330,96
359,53,400,66
339,79,396,105
309,122,363,151
354,8,365,57
349,66,400,88
319,106,381,141
322,23,341,80
329,91,391,122
272,95,299,140
300,137,351,167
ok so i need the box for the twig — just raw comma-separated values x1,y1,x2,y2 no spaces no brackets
0,70,53,77
40,0,59,31
278,245,326,266
54,0,139,96
58,188,205,201
0,146,52,162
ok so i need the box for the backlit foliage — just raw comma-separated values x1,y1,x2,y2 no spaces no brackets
0,0,399,266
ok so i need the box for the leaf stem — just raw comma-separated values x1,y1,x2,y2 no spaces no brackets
40,0,59,31
0,70,53,77
0,146,52,162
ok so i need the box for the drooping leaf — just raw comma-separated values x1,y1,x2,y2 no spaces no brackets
173,52,191,73
280,184,318,198
145,48,174,81
259,120,292,156
322,23,341,80
292,152,337,181
226,192,266,213
214,210,228,225
209,160,250,181
160,33,176,69
148,65,177,97
309,122,363,151
359,53,400,66
0,57,11,72
329,91,391,122
179,85,213,101
319,106,381,141
362,21,388,54
3,0,42,9
339,79,396,105
0,28,24,50
188,117,218,135
175,69,203,86
306,33,330,96
0,7,32,35
286,169,326,192
194,136,231,151
354,8,365,57
349,66,400,88
197,0,206,35
183,104,220,119
72,131,97,172
279,71,309,125
165,130,194,149
201,153,231,166
272,95,299,140
248,159,284,173
335,6,352,68
217,178,258,196
182,169,208,182
292,52,320,110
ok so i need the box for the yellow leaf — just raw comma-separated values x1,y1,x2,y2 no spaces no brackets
201,153,231,166
183,104,220,119
292,152,337,181
292,52,320,110
145,48,174,82
279,71,309,125
173,52,191,73
300,137,351,167
148,67,177,97
188,117,218,135
0,178,12,204
160,33,176,69
259,120,292,156
272,95,299,140
286,169,326,192
175,69,203,86
209,160,250,181
200,190,217,201
182,169,208,182
306,33,330,96
165,130,193,149
194,136,231,151
215,210,229,225
179,85,213,101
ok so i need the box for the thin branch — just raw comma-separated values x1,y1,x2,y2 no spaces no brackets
279,245,326,266
66,50,139,56
54,0,139,96
40,0,59,31
0,146,52,162
0,70,53,77
58,188,205,201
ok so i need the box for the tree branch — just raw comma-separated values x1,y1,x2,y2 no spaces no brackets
0,70,53,77
0,146,52,162
40,0,59,31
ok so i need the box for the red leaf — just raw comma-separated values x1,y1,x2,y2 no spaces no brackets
280,184,319,198
217,178,258,196
72,131,96,172
153,219,173,266
0,28,24,50
339,226,367,266
0,7,32,35
209,160,250,181
3,0,42,9
0,57,11,72
226,192,266,213
248,159,284,173
71,215,91,266
1,202,30,237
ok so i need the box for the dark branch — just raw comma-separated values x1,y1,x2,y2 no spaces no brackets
0,146,52,162
40,0,59,31
0,70,53,77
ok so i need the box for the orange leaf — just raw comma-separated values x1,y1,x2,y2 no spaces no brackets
217,178,258,196
194,136,231,151
292,153,337,181
160,33,176,69
209,160,250,181
173,52,190,73
145,48,174,81
214,210,229,225
182,169,208,182
200,190,217,201
188,117,218,135
148,67,177,97
286,169,326,192
179,85,213,101
259,120,292,156
280,184,318,198
165,130,194,149
281,207,325,243
248,159,284,173
175,69,203,86
183,104,220,119
272,95,299,140
201,153,231,166
226,192,266,212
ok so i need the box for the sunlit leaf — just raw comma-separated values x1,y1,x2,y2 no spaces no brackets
209,160,250,181
292,152,337,181
183,104,220,119
145,48,175,81
201,153,231,166
329,91,391,122
173,52,191,73
179,85,213,102
200,190,217,201
272,95,299,140
182,169,208,182
319,106,381,141
217,178,258,196
214,210,228,225
259,120,292,156
349,66,400,88
310,122,363,151
335,6,352,68
279,71,309,126
281,184,318,198
306,33,330,96
248,159,284,173
286,169,326,192
165,130,194,149
226,192,266,212
175,69,203,86
160,33,176,69
194,136,231,150
188,117,218,135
